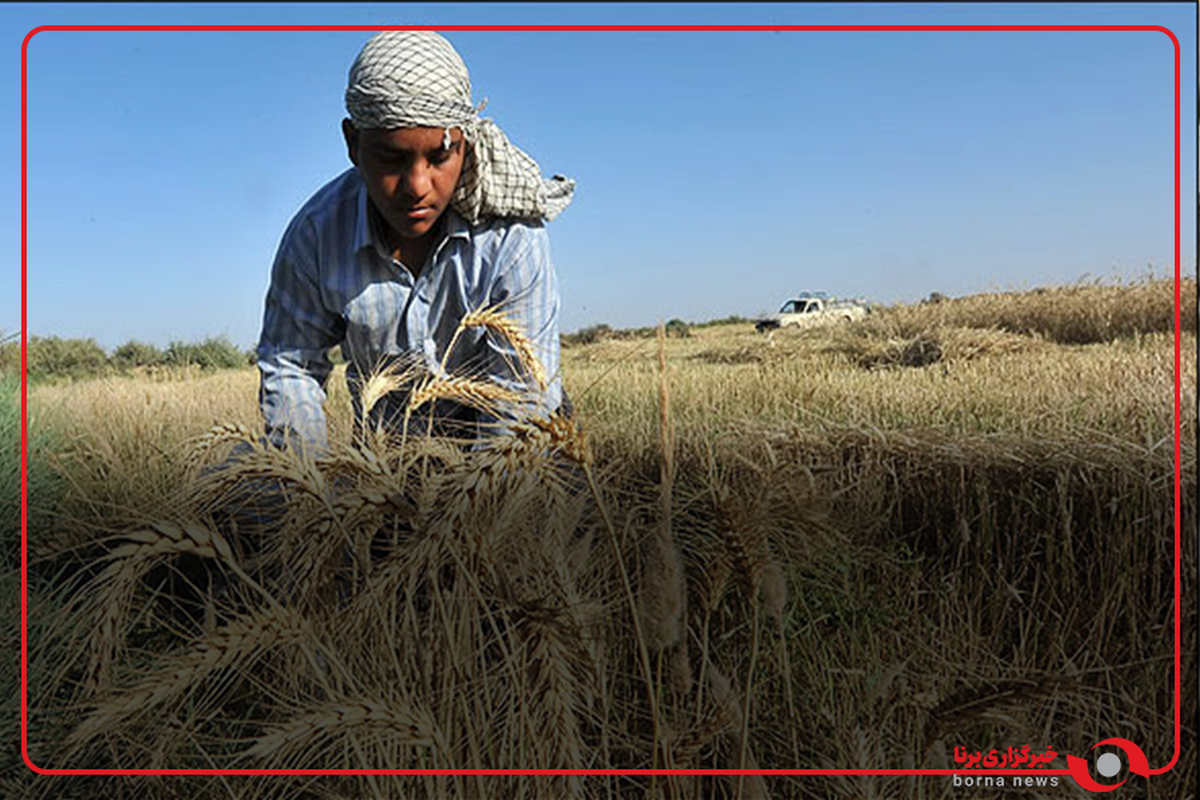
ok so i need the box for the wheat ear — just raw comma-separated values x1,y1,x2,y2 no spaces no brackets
360,357,423,420
448,306,549,391
86,520,237,690
68,605,306,749
242,698,435,762
188,422,257,465
407,374,524,415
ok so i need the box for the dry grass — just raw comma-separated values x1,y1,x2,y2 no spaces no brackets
11,276,1197,799
878,273,1196,344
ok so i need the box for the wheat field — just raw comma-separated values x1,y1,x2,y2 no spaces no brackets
4,277,1196,799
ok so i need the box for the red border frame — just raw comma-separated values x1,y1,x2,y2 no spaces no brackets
19,24,1183,786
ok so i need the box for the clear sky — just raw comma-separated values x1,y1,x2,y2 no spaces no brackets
7,3,1197,349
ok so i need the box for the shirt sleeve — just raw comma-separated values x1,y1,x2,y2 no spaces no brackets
477,222,563,430
256,217,344,454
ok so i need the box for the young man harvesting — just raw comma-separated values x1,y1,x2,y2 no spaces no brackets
257,30,574,453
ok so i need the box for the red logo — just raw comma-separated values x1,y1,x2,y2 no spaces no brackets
1066,738,1150,793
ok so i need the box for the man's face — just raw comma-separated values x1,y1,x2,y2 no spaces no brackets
343,120,466,243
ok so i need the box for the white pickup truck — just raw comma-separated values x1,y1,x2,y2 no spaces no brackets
754,293,869,333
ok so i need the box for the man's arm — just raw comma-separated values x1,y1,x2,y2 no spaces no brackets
257,218,344,454
477,222,564,427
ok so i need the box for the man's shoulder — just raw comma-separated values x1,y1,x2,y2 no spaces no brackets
283,169,364,246
468,214,546,238
462,214,548,260
294,167,362,227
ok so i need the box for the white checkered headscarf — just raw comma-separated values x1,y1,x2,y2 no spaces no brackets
346,31,575,224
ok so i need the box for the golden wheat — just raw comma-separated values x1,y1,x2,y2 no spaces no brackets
81,520,238,689
16,285,1194,799
459,305,550,391
359,356,424,419
68,605,307,751
242,698,436,762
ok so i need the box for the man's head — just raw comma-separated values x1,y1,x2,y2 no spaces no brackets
344,30,575,228
345,31,476,132
342,121,465,242
343,31,476,247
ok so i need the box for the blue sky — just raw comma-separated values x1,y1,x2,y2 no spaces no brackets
7,3,1197,349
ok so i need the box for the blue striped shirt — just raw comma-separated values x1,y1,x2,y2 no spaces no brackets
256,167,562,452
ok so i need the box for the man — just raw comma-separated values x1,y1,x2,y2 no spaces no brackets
257,30,574,453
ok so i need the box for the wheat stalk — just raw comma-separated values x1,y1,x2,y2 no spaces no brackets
203,446,330,504
242,698,436,763
514,599,593,781
317,441,394,479
84,520,238,690
708,665,770,800
481,412,591,469
188,421,258,463
453,306,549,391
407,374,525,415
643,323,685,652
759,558,799,765
68,605,307,750
359,357,423,420
96,519,235,581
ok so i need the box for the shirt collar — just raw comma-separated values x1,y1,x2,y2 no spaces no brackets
353,175,471,259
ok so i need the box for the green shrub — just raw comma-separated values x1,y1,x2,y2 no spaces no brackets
664,318,691,338
0,375,61,565
25,336,110,378
0,332,261,379
163,336,248,370
693,314,753,328
111,340,164,368
562,324,614,347
0,332,16,377
565,314,757,347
